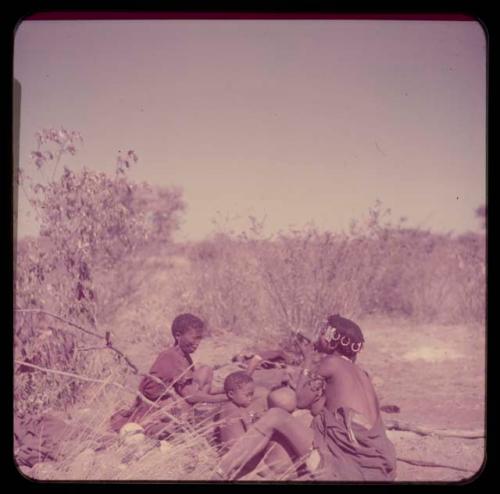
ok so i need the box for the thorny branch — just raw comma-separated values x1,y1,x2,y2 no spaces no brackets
14,359,158,409
15,308,102,339
14,360,196,433
14,308,139,374
385,419,484,439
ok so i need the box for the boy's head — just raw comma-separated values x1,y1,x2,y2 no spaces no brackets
171,313,204,354
316,314,364,360
223,371,255,408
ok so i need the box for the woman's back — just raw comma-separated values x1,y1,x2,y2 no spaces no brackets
322,355,379,430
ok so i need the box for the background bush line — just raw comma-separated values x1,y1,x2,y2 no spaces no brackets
183,219,485,342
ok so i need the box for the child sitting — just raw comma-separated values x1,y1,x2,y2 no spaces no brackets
110,313,227,439
217,372,259,450
216,371,304,479
213,314,397,482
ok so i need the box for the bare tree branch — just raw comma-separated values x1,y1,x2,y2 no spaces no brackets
385,419,484,439
14,360,199,434
15,308,102,339
396,456,475,473
14,308,139,374
14,359,156,408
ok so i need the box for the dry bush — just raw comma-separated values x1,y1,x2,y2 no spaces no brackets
182,203,485,344
357,228,485,324
15,131,485,475
27,378,311,481
15,129,185,416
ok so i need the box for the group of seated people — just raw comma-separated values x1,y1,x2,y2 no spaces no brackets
109,312,397,481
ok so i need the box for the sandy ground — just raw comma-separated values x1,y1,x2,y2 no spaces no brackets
193,318,486,482
18,320,485,483
16,253,486,483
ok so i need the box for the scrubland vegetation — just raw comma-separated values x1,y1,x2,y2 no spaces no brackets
14,129,485,480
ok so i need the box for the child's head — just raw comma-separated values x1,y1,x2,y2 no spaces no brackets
171,313,205,354
267,386,297,413
223,371,255,408
316,314,364,361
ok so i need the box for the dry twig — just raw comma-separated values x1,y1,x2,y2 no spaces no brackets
15,308,139,373
396,456,475,473
385,419,484,439
14,359,158,409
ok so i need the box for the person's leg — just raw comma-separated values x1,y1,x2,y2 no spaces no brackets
238,441,293,480
261,440,296,477
215,407,314,480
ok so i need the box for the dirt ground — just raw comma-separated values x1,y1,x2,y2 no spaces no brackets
195,317,486,482
18,317,485,483
363,317,486,482
15,248,486,483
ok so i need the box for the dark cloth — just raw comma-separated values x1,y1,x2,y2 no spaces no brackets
140,346,194,400
311,408,397,481
110,345,194,434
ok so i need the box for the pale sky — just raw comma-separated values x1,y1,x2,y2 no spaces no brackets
14,19,487,241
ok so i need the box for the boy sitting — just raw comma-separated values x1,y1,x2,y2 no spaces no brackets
216,371,304,479
213,314,396,481
110,313,227,439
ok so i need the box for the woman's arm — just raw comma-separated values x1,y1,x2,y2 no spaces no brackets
294,348,325,409
295,371,325,409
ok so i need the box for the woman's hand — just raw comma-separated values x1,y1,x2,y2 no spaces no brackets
299,343,316,367
295,333,314,358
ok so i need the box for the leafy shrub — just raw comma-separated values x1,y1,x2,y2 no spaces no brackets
14,129,185,415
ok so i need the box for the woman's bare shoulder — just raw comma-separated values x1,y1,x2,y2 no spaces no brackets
317,354,343,374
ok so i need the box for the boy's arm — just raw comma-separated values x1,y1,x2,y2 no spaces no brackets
178,382,228,405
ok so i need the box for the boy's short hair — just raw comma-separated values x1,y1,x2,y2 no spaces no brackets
171,313,204,338
223,371,253,395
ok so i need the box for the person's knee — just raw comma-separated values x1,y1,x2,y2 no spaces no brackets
267,387,297,413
